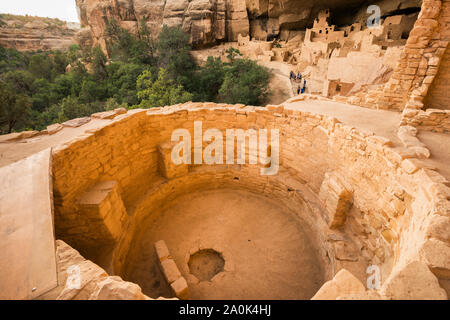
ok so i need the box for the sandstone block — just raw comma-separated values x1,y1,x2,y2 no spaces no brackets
57,259,108,300
380,261,447,300
419,239,450,279
319,173,353,229
51,241,150,300
333,241,359,262
20,131,40,139
426,215,450,243
158,142,189,179
89,276,146,300
114,107,127,115
154,240,171,262
170,276,189,300
160,259,182,284
91,111,117,120
78,181,127,244
47,123,64,135
0,132,22,143
312,269,366,300
62,117,91,128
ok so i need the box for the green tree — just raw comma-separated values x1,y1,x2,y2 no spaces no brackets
79,78,106,103
192,56,225,102
0,46,29,73
105,19,154,64
90,46,107,80
52,51,69,75
31,78,52,111
156,25,196,88
225,47,243,62
28,54,53,80
218,59,270,105
2,70,34,95
58,96,104,122
0,81,32,133
105,61,144,105
136,68,193,108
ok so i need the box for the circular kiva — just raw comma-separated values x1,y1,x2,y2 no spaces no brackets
51,103,450,300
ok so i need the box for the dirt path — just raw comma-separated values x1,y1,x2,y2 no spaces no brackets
123,189,324,300
266,73,293,105
258,61,294,105
284,99,403,144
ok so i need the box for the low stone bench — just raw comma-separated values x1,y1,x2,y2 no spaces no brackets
78,180,127,245
154,240,189,300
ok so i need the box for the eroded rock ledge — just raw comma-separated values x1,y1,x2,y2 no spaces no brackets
75,0,423,48
0,15,79,51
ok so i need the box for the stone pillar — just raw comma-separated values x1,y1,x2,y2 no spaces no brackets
78,181,127,244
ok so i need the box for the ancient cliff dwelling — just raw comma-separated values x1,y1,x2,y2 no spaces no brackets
0,0,450,303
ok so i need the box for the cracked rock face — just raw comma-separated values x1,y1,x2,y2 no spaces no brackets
0,15,79,52
75,0,246,48
75,0,421,48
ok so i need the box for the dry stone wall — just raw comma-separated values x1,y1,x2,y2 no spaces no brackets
401,108,450,132
51,102,450,299
425,45,450,109
362,0,450,111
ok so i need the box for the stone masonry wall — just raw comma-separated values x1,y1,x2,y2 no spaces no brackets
362,0,449,111
401,107,450,132
51,103,450,296
425,45,450,109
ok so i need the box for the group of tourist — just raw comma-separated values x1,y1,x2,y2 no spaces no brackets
290,71,307,95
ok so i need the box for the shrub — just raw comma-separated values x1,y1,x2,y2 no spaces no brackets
218,59,270,105
136,68,193,108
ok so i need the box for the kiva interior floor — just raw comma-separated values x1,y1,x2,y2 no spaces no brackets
123,189,325,300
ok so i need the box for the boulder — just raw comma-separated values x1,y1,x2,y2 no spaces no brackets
312,269,366,300
380,261,447,300
47,124,64,135
62,117,91,128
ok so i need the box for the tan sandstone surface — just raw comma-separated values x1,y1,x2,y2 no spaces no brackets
124,189,324,299
1,0,450,301
0,14,79,51
75,0,422,48
1,98,449,300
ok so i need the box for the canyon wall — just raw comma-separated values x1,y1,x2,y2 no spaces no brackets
75,0,422,49
360,0,449,111
0,14,79,52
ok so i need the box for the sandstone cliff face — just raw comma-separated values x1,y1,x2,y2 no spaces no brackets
76,0,423,49
76,0,249,49
0,14,79,52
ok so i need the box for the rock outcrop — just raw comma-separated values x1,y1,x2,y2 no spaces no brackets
75,0,249,49
75,0,423,49
37,240,151,300
0,14,79,51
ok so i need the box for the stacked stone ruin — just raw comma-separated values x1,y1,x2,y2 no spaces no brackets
0,0,449,300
